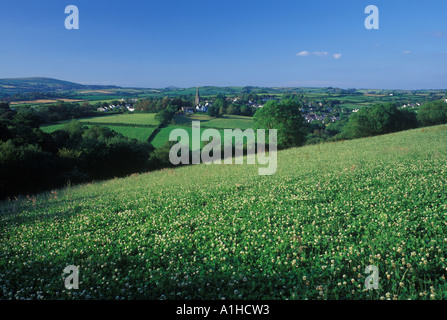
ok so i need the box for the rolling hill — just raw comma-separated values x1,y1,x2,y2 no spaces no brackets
0,77,119,95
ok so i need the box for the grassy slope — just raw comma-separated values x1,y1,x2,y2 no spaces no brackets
1,125,447,300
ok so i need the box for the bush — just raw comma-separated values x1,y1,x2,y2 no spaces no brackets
342,103,418,139
253,99,306,149
0,141,58,198
0,121,154,198
417,100,447,127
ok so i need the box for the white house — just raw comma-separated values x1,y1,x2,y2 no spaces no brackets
195,105,208,112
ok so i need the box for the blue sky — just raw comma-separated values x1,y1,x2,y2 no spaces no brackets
0,0,446,89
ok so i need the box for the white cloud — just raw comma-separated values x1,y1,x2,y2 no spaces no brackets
333,53,342,59
313,51,328,57
296,51,310,56
297,51,340,59
403,50,411,55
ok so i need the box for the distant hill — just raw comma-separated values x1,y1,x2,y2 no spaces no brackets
0,77,120,95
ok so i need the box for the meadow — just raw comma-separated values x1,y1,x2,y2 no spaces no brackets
40,113,255,146
150,114,255,148
173,114,254,130
10,99,86,106
150,125,227,149
77,113,159,126
41,124,154,142
87,125,155,142
40,113,159,142
0,125,446,300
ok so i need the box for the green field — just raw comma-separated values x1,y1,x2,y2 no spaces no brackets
150,125,226,149
41,123,154,142
174,114,254,130
40,123,69,133
1,125,447,300
91,125,154,141
40,113,159,142
340,103,367,110
151,115,255,148
77,113,158,126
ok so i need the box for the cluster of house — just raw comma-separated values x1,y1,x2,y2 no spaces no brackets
303,113,339,123
299,104,340,123
196,102,211,112
181,89,279,115
191,98,269,114
184,94,341,124
181,104,210,114
247,101,264,108
97,104,135,112
97,99,137,112
181,107,194,114
401,103,421,109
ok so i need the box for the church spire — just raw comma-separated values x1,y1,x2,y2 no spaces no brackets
195,87,200,107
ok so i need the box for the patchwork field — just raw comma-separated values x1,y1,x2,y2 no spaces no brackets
77,113,159,126
41,113,254,146
1,125,446,300
173,114,254,130
150,114,255,148
10,99,85,106
150,125,225,149
40,113,159,142
41,123,155,142
78,90,114,94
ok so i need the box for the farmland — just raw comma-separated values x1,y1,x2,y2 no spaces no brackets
1,125,446,300
4,78,444,110
150,114,255,148
40,113,159,142
10,99,86,106
40,113,256,146
173,114,253,130
86,125,155,142
77,113,159,126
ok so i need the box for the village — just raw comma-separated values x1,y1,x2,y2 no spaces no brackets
95,92,345,125
94,92,447,126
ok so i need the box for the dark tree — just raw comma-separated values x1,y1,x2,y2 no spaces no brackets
342,103,418,139
417,100,447,127
253,99,306,149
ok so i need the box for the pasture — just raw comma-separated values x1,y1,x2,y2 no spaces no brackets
174,114,254,130
77,113,158,126
150,114,255,148
40,113,159,142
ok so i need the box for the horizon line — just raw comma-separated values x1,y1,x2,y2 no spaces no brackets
1,76,446,91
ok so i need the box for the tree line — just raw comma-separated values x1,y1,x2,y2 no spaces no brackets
0,103,176,199
253,99,447,150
